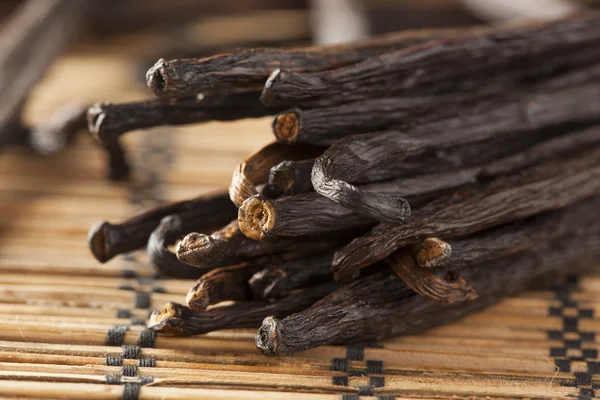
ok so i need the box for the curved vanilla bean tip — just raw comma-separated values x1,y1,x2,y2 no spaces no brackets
147,302,188,335
147,58,179,98
272,109,299,143
86,102,107,142
386,251,477,304
88,222,119,263
238,195,276,240
249,268,286,300
312,160,411,223
413,238,452,268
186,281,209,311
229,164,259,207
175,232,214,267
256,316,283,356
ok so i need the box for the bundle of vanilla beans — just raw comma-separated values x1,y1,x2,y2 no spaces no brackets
88,12,600,356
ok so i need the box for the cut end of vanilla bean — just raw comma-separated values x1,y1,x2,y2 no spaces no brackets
255,316,283,356
87,102,107,142
147,302,188,335
146,58,177,98
238,195,276,240
412,238,453,268
175,232,214,267
186,281,209,311
268,160,296,193
272,110,299,143
87,222,117,263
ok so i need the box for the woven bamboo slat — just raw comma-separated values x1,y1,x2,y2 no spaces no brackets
1,46,600,400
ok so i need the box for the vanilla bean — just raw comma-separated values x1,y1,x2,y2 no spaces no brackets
333,146,600,282
88,190,235,263
267,158,314,196
229,142,323,206
149,282,338,336
186,262,266,311
104,138,131,181
147,215,232,280
0,0,86,148
260,13,600,107
145,26,486,98
311,83,600,223
257,224,600,356
87,92,275,144
176,220,342,269
29,102,88,156
249,252,334,301
386,251,478,304
239,126,599,239
271,63,600,145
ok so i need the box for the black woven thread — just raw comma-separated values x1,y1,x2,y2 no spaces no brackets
123,383,141,400
139,358,156,367
119,284,135,291
116,309,132,319
130,317,146,326
122,366,138,377
138,329,156,348
105,355,123,366
122,345,140,359
105,374,121,384
330,344,389,399
106,325,129,346
550,276,598,398
134,292,151,309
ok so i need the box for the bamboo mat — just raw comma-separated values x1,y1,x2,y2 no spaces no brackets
1,55,600,400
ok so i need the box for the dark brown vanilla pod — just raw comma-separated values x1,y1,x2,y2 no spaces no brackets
332,146,600,282
28,102,88,156
0,0,86,148
87,92,276,144
386,250,478,304
249,252,334,301
149,282,338,336
445,195,600,269
229,142,324,207
88,190,234,263
257,225,600,356
272,63,600,146
144,26,487,98
186,262,266,311
267,158,314,196
147,215,226,279
239,127,600,240
260,13,600,108
176,219,342,269
310,83,600,223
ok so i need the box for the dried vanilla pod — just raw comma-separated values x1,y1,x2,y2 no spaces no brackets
87,92,275,144
410,238,453,269
311,83,600,223
89,190,235,263
271,63,600,146
249,252,335,301
260,13,600,108
257,222,600,356
386,250,478,304
29,102,88,156
0,0,87,150
229,142,324,207
333,146,600,282
267,158,315,196
176,219,343,269
149,282,338,336
186,262,266,311
144,26,485,98
238,126,599,240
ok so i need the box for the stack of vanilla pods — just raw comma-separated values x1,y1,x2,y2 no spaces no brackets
88,12,600,356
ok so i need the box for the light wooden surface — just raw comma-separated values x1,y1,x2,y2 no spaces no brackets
0,52,599,399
